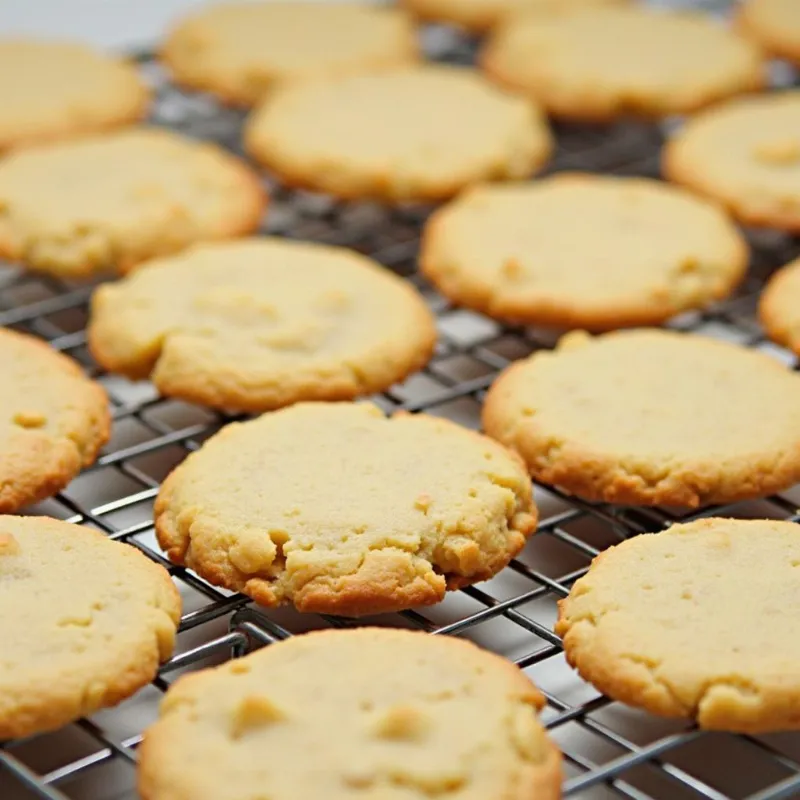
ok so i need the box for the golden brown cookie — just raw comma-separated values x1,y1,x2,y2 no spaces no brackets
483,329,800,507
738,0,800,66
244,65,551,203
162,2,419,106
0,327,109,512
155,402,537,616
139,628,561,800
664,91,800,232
557,517,800,733
0,38,149,151
0,127,265,278
88,238,436,412
0,515,180,739
482,7,765,121
759,256,800,355
421,174,748,330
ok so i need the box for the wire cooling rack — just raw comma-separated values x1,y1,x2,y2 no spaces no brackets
4,8,800,800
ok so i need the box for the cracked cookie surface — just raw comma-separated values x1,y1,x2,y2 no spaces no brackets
422,173,747,330
482,7,764,121
482,329,800,507
760,256,800,355
155,402,537,615
0,127,265,278
557,517,800,732
162,2,419,106
244,65,552,203
0,327,109,512
0,39,149,151
664,92,800,232
88,238,436,412
139,628,561,800
0,515,181,739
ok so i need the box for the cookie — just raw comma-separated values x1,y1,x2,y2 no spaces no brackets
402,0,628,34
155,402,536,616
0,328,109,513
738,0,800,66
0,39,149,151
759,257,800,355
88,238,436,412
162,2,419,107
557,517,800,732
244,65,552,203
482,7,765,121
0,127,265,278
483,329,800,507
0,515,180,739
664,91,800,232
139,628,561,800
422,174,748,330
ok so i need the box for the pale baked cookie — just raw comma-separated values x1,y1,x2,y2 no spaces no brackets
244,65,551,203
760,257,800,355
88,238,436,412
162,2,419,106
558,517,800,732
0,328,109,512
0,127,265,278
0,515,180,739
403,0,628,34
422,174,748,330
664,92,800,232
482,7,765,121
483,329,800,507
155,402,536,615
739,0,800,66
0,39,149,151
139,628,561,800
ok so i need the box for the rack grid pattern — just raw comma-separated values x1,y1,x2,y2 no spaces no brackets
3,13,800,800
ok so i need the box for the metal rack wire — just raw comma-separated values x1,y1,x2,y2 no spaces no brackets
3,10,800,800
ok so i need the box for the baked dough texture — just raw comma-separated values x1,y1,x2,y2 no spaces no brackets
482,7,764,121
664,91,800,232
483,329,800,507
88,238,436,412
0,39,149,151
155,402,537,616
422,173,748,330
0,127,265,278
402,0,628,34
162,2,419,106
760,256,800,355
138,628,561,800
0,327,109,512
0,515,181,739
244,65,552,203
738,0,800,65
557,517,800,732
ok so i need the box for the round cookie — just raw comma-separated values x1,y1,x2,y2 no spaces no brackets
482,329,800,507
155,402,537,616
0,127,265,278
88,238,436,412
139,628,561,800
664,92,800,232
738,0,800,66
0,39,149,151
422,174,748,330
481,7,765,121
402,0,628,34
0,515,181,739
557,517,800,732
244,65,552,203
162,2,419,107
759,257,800,355
0,328,109,513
